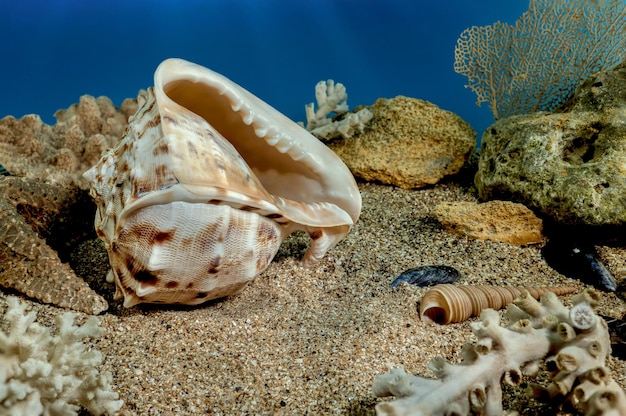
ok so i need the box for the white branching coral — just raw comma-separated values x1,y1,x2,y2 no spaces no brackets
372,289,626,415
0,296,123,415
302,79,373,141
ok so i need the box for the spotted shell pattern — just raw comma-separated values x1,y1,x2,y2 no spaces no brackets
84,58,361,307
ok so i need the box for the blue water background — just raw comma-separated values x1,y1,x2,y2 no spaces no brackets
1,1,527,138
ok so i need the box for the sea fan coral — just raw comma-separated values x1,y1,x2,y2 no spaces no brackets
0,297,123,415
454,0,626,119
373,289,626,415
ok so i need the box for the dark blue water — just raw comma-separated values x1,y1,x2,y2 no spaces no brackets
1,0,527,137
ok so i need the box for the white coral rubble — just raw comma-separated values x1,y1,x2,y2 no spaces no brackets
0,297,123,415
302,79,372,140
372,289,626,415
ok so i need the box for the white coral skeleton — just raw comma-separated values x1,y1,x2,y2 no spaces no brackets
372,289,626,415
302,79,373,140
0,296,123,415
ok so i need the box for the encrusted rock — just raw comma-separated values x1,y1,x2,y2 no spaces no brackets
475,63,626,226
327,96,476,189
434,200,544,245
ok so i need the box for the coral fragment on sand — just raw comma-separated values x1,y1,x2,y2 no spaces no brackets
373,289,626,415
0,296,123,415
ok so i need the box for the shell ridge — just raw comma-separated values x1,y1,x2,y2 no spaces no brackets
273,196,354,228
116,184,284,233
161,111,275,205
420,284,578,324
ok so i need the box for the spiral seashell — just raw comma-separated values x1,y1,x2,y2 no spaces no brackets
419,284,577,324
83,58,361,307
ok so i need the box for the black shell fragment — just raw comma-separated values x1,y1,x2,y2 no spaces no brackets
542,238,617,292
0,165,11,176
391,265,460,288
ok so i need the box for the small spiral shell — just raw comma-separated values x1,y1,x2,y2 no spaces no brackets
419,284,577,324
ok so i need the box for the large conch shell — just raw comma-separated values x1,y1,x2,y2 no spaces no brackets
419,284,577,324
84,58,361,307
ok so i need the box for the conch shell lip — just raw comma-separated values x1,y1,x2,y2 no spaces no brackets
153,58,361,225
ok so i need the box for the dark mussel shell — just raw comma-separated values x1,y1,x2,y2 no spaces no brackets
542,238,617,292
391,265,460,288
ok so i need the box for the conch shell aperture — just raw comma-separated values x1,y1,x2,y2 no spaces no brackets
84,58,361,307
419,284,578,324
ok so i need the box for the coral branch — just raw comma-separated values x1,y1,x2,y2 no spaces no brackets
301,80,372,141
0,297,123,415
373,289,626,415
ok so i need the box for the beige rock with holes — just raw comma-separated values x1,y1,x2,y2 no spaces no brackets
327,96,476,189
434,200,543,245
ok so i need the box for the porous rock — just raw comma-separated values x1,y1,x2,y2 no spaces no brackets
327,96,476,189
434,200,543,245
475,63,626,226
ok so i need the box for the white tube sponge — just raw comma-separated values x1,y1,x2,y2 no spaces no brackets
301,80,373,141
0,296,123,415
372,289,626,415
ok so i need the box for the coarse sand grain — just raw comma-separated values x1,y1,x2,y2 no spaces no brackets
1,182,624,415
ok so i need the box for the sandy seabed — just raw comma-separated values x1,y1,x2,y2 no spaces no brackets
1,181,625,415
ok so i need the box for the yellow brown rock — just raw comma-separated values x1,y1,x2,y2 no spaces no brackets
327,96,476,188
434,200,543,245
